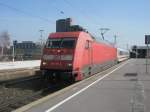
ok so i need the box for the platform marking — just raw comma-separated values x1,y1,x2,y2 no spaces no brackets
45,60,130,112
131,80,145,112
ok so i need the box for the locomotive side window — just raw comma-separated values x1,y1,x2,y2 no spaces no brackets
85,40,90,49
119,51,123,55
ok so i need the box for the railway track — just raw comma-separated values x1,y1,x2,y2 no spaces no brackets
0,75,71,112
0,75,41,87
0,87,48,112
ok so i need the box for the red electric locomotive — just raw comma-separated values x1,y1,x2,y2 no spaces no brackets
40,18,117,82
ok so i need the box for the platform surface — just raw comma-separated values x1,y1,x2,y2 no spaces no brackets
14,59,150,112
0,60,40,70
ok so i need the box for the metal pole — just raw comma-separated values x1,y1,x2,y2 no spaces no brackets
12,44,14,62
39,30,44,44
135,47,138,59
127,44,129,50
39,30,44,54
146,44,148,74
136,50,137,59
114,35,117,47
1,47,3,56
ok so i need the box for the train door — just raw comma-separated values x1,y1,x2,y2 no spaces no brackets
86,40,93,76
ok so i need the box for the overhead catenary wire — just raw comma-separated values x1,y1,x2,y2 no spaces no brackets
61,0,97,35
0,1,112,41
62,0,102,26
0,2,54,24
0,1,102,32
46,1,66,16
62,0,111,41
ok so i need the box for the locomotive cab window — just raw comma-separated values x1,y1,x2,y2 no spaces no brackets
61,38,76,48
46,38,61,48
46,38,76,48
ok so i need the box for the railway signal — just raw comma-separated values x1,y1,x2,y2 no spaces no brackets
145,35,150,74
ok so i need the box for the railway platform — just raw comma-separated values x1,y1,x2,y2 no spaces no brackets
0,60,41,81
14,59,150,112
0,60,40,70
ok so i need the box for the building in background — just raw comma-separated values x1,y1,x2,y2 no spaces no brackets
130,45,150,58
12,40,42,60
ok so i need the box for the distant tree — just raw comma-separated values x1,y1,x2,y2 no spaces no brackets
0,31,11,48
0,31,11,56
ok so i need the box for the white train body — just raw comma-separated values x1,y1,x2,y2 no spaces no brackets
117,48,129,62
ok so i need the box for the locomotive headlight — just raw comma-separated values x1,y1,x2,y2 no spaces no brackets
42,61,47,65
68,63,72,67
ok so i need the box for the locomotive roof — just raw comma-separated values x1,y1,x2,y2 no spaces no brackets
48,32,81,38
48,31,115,48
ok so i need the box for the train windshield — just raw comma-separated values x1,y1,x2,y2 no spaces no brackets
46,38,76,48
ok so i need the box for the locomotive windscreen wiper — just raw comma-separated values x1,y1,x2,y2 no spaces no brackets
46,38,61,48
61,38,75,48
46,38,75,49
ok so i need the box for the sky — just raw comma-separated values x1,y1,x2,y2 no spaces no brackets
0,0,150,49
